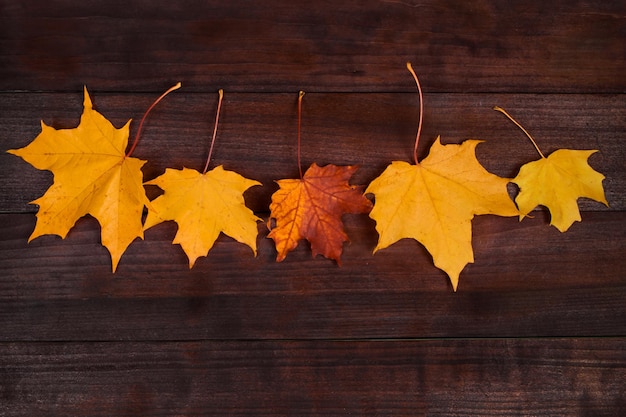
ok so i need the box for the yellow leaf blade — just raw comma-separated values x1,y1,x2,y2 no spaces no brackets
513,149,608,232
144,166,261,267
366,137,518,290
6,87,146,271
94,157,148,271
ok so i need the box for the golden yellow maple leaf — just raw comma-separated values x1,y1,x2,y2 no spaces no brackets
268,163,372,264
494,106,608,232
143,166,262,267
7,87,149,271
513,150,608,232
366,137,519,290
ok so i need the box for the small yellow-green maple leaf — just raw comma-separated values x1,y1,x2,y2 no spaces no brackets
7,87,148,271
513,149,608,232
144,166,262,267
366,137,519,290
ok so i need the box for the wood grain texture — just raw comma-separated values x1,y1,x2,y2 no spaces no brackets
1,339,624,416
0,0,624,93
0,212,624,341
1,0,624,415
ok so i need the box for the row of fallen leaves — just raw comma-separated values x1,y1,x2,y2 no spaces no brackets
7,67,608,291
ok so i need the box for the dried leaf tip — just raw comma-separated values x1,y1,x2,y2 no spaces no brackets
493,106,545,159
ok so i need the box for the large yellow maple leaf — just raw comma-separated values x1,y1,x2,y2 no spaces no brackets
7,87,149,271
366,137,519,290
268,163,372,264
513,150,608,232
143,166,262,267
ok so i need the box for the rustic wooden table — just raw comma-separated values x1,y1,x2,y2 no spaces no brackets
1,1,624,415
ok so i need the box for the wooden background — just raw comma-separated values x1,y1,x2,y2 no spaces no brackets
1,0,625,415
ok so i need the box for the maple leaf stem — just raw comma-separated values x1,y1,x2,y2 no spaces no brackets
297,90,305,179
493,106,546,159
406,62,424,165
203,89,224,174
126,82,182,158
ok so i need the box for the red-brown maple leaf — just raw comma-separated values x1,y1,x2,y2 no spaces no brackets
268,163,372,264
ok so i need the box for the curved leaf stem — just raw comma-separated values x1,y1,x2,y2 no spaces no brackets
126,82,181,157
406,62,423,165
203,89,224,174
493,106,545,159
297,90,305,179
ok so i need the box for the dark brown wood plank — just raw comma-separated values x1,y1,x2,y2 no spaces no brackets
1,1,624,93
1,212,624,341
1,338,624,416
2,92,624,213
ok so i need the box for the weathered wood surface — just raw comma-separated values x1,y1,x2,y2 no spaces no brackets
1,0,624,93
0,0,625,415
1,339,624,416
1,212,625,341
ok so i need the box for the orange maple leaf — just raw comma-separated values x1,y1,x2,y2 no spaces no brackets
7,85,178,271
268,163,372,264
144,166,262,267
